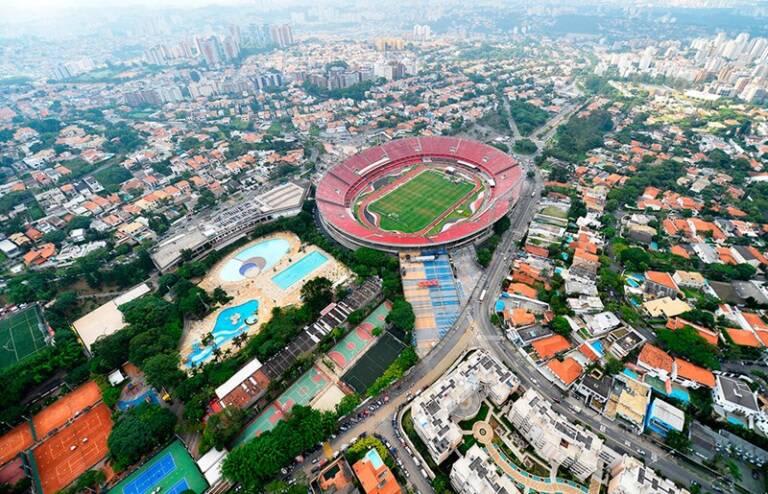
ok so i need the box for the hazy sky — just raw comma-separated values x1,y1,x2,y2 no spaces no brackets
0,0,254,14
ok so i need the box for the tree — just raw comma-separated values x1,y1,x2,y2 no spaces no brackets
300,276,333,315
386,299,415,334
550,316,572,336
513,138,538,154
605,357,624,375
142,352,185,390
212,287,233,306
201,407,246,452
657,326,720,370
108,404,177,470
335,393,361,417
222,406,336,492
665,430,691,453
620,247,651,272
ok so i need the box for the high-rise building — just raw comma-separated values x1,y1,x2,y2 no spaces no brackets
413,24,431,41
197,36,224,66
270,24,294,48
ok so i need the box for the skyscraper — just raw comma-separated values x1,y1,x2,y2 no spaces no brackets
197,36,224,66
269,24,294,48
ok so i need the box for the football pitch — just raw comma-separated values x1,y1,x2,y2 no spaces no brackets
0,305,48,370
368,170,474,233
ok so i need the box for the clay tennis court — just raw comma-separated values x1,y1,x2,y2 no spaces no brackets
33,381,101,438
32,403,112,494
0,422,33,465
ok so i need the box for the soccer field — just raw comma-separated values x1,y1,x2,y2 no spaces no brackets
0,305,48,370
368,170,475,233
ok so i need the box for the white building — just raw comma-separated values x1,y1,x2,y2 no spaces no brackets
450,444,520,494
508,389,607,482
411,350,519,464
607,455,689,494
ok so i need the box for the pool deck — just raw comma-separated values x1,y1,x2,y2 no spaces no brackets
179,232,352,370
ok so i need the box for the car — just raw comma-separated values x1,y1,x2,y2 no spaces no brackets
311,458,319,464
636,449,646,456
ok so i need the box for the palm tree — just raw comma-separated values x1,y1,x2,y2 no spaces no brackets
212,347,223,362
202,331,214,347
233,333,247,349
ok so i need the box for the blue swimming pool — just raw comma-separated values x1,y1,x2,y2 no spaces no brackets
364,448,384,469
272,251,328,290
220,238,291,282
185,299,259,367
623,368,640,380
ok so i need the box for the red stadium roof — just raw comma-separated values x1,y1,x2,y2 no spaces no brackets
317,136,523,249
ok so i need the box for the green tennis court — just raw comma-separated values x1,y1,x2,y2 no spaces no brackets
109,440,207,494
341,332,405,393
328,302,391,369
368,169,474,233
0,305,49,370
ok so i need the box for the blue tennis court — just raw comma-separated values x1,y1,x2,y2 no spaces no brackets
166,479,189,494
123,454,176,494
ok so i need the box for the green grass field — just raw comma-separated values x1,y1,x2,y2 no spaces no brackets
109,440,208,494
0,305,48,370
368,170,474,233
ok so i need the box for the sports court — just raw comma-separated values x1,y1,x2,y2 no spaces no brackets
32,403,112,494
327,302,391,370
238,366,331,443
368,169,475,233
109,440,207,494
341,332,405,393
0,305,49,370
33,381,102,438
0,422,34,465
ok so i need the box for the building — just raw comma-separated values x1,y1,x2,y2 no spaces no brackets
214,357,270,409
607,455,689,494
645,399,685,438
450,444,519,494
713,374,760,418
643,271,680,299
673,271,707,290
642,297,691,319
411,350,519,464
352,449,401,494
270,24,294,47
611,373,652,434
508,389,606,482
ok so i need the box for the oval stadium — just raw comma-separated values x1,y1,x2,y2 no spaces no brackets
316,136,525,251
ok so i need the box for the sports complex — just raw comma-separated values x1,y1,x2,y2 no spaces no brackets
317,136,524,251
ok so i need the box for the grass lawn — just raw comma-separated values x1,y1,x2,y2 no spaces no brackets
540,205,568,219
368,170,474,233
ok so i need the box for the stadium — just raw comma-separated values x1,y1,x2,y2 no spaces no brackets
317,136,524,251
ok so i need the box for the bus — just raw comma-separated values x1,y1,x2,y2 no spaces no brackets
479,289,487,301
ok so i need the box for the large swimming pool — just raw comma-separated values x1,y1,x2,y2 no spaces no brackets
220,238,291,282
185,299,259,367
272,251,328,290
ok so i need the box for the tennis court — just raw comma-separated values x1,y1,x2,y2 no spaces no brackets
32,403,112,494
341,332,405,393
110,440,207,494
0,422,34,465
237,366,331,443
327,302,391,369
33,381,102,438
0,305,49,370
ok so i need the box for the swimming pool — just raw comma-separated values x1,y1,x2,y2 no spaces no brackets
220,238,291,282
364,449,384,469
185,299,259,367
272,251,328,290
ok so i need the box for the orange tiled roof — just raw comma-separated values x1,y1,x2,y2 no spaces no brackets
505,308,535,327
743,312,768,331
669,245,690,259
532,334,571,359
352,451,401,494
578,343,600,361
507,283,538,300
674,358,715,388
638,343,673,372
726,328,761,347
756,331,768,347
547,358,583,386
645,271,678,291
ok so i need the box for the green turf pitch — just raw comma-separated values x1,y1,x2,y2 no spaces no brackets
368,170,474,233
0,305,48,370
109,440,208,494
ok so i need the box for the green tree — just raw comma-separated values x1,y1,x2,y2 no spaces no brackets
300,276,333,315
142,352,185,390
386,299,415,334
200,407,246,452
107,404,177,470
550,316,572,336
657,326,720,370
665,430,691,453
